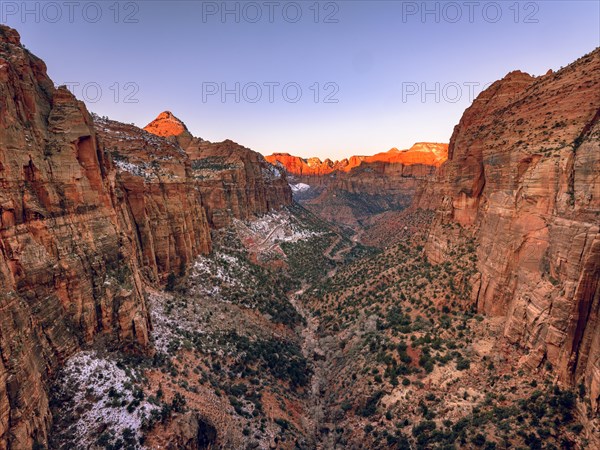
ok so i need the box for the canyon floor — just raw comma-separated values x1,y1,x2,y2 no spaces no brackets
47,205,595,450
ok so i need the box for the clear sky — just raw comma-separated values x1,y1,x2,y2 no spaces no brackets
3,1,599,159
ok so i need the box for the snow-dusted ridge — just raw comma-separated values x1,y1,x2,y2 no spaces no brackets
239,209,320,245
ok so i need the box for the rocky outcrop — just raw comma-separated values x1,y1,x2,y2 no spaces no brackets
0,25,150,448
422,49,600,414
144,110,195,148
167,413,217,450
265,154,352,187
144,112,293,229
189,140,292,228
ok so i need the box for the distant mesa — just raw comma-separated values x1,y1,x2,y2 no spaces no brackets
266,142,448,177
362,142,448,167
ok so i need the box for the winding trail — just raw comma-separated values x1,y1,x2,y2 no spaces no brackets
323,230,363,278
323,235,343,260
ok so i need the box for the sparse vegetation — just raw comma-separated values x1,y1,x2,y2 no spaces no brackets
48,207,591,449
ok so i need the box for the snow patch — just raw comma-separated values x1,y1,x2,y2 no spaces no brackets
235,209,322,250
290,182,311,193
54,351,160,449
114,159,150,177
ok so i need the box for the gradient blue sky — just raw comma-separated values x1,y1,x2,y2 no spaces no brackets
3,1,599,159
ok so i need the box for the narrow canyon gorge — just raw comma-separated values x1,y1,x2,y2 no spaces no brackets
0,23,598,450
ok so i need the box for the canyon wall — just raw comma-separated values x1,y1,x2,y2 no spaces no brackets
0,26,150,449
94,117,212,283
0,26,292,449
422,50,600,413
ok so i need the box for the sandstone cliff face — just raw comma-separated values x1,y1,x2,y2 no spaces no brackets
302,160,441,228
0,26,292,449
189,140,292,228
95,117,212,282
0,26,150,448
265,154,348,186
422,50,600,414
144,113,293,229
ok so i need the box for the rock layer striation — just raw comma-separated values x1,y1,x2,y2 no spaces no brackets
0,25,292,449
421,50,600,417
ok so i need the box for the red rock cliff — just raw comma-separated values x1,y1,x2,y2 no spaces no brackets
267,143,448,186
422,49,600,415
0,26,293,449
95,117,212,283
0,25,150,448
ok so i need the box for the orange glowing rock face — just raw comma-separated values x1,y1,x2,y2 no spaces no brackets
266,142,448,177
143,111,190,138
